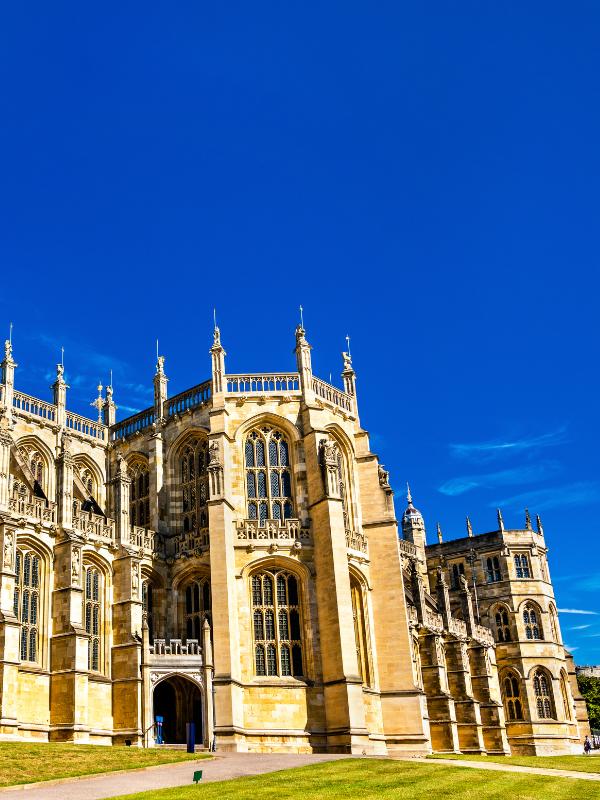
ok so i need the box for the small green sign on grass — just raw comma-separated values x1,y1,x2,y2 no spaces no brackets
193,770,203,784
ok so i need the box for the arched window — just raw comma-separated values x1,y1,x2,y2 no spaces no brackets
514,553,531,578
184,577,211,641
549,605,560,643
523,603,543,640
412,635,423,689
335,448,351,531
84,565,102,672
180,438,209,537
502,672,524,721
494,605,511,642
451,562,465,589
533,669,554,719
486,556,501,583
251,570,303,677
13,548,41,663
18,445,46,496
129,461,150,528
142,580,154,643
560,671,572,720
350,575,371,686
245,427,293,524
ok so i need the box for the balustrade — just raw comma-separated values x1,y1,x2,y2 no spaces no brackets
126,525,161,556
65,410,107,442
311,376,353,412
448,617,468,638
345,529,368,554
424,610,444,633
225,373,300,395
72,508,115,543
235,518,310,544
9,487,56,524
174,528,210,557
150,638,202,656
165,381,212,417
12,391,56,422
110,407,155,441
473,623,495,647
398,538,418,559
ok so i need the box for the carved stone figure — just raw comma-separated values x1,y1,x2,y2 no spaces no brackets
71,548,80,584
3,531,13,568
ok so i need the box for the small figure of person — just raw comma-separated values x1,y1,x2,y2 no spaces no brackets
584,735,592,755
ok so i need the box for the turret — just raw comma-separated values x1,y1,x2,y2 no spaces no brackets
51,360,68,428
154,352,168,419
210,318,226,395
341,336,359,419
402,485,428,581
103,382,117,427
0,335,17,419
294,311,314,403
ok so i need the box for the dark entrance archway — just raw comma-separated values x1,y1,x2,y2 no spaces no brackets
153,675,203,744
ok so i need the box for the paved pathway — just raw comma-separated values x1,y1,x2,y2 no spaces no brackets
0,752,350,800
403,756,600,782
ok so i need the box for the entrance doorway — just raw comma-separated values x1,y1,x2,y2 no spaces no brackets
153,675,203,744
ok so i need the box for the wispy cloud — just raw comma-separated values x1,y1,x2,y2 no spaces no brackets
563,644,579,652
558,608,599,615
449,427,569,462
491,482,600,512
571,624,592,630
438,462,560,497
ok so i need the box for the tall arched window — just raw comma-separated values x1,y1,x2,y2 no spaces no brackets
252,570,303,677
335,449,351,531
84,565,102,672
451,562,465,589
494,605,511,642
19,445,45,496
514,553,531,578
549,605,560,643
533,669,554,719
560,671,572,720
523,603,543,640
350,575,371,686
245,427,293,524
502,672,524,720
142,580,154,643
486,556,501,583
129,461,150,528
184,577,211,641
412,635,423,689
180,438,209,536
13,548,41,663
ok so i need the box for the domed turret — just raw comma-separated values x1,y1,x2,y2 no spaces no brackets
402,484,424,531
401,484,428,584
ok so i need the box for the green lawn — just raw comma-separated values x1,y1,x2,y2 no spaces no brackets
429,753,600,774
0,743,209,787
111,758,600,800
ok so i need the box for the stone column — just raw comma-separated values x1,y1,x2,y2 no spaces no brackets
0,340,17,422
149,429,164,534
51,364,68,429
112,455,131,545
303,431,369,753
56,433,74,529
0,428,12,511
203,618,214,749
49,535,89,741
0,519,19,737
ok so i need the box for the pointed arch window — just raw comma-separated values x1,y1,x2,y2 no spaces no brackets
18,445,46,497
180,439,209,538
184,577,211,641
494,606,511,642
412,635,423,689
14,549,41,663
486,556,502,583
451,562,465,589
502,672,524,720
142,579,154,643
514,553,531,578
533,669,554,719
245,428,293,524
350,575,371,686
129,461,150,528
549,605,560,643
251,570,303,677
523,603,543,640
84,565,103,672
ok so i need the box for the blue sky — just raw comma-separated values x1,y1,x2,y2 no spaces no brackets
1,4,598,661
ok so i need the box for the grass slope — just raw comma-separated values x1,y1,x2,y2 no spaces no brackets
0,743,208,786
429,753,600,774
111,758,600,800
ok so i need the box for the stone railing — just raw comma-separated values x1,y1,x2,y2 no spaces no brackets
235,518,311,545
110,407,155,441
448,617,468,638
150,638,202,656
225,373,300,395
398,538,418,559
72,509,115,543
473,623,495,647
125,525,161,556
165,381,212,417
174,528,210,557
9,491,56,524
346,529,368,554
12,391,56,422
311,377,353,412
407,604,419,626
424,610,444,633
65,410,107,442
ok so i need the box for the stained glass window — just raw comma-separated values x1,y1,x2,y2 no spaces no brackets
245,428,293,523
251,570,303,677
14,548,40,663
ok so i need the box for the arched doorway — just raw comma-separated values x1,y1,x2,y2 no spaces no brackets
153,675,203,744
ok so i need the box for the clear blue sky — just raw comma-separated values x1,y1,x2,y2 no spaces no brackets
1,4,598,661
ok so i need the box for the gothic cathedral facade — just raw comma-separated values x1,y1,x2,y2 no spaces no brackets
0,325,589,754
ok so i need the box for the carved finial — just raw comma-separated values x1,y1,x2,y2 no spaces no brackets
536,514,544,536
525,508,532,530
91,382,104,422
466,515,473,537
156,355,165,375
407,483,413,505
497,508,505,532
437,522,443,543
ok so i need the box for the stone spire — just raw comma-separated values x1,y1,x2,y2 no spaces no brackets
525,508,532,531
294,311,314,401
466,515,473,537
210,315,226,395
51,359,69,428
341,335,358,418
536,514,544,536
437,522,443,544
497,508,505,533
1,334,17,418
103,380,117,427
154,348,168,419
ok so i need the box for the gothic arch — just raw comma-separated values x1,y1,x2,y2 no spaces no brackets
166,427,210,471
73,454,105,501
325,425,360,532
14,533,52,669
233,412,302,446
14,435,55,498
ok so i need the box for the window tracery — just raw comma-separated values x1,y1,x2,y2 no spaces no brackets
184,577,211,640
533,669,554,719
180,438,209,536
514,553,531,578
13,548,41,663
251,570,303,677
494,605,511,642
18,445,45,495
84,565,102,671
486,556,501,583
129,461,150,528
350,575,371,686
451,562,465,589
502,672,524,720
244,427,293,524
523,603,543,640
549,605,560,643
